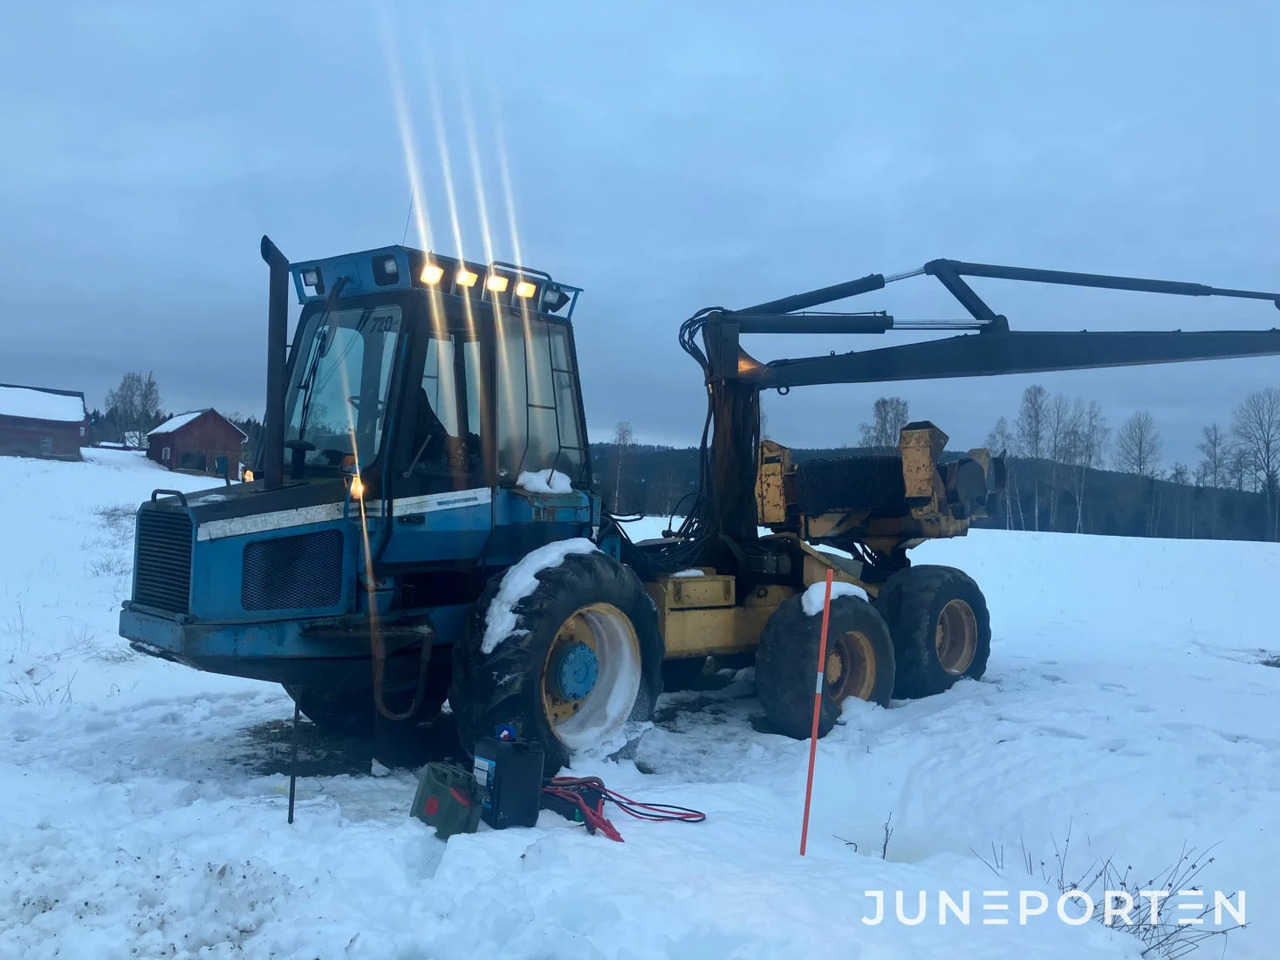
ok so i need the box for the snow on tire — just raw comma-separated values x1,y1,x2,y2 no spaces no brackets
449,547,663,773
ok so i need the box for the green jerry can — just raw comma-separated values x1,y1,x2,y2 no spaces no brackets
410,762,482,839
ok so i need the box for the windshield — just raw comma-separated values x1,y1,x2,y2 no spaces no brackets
283,303,402,470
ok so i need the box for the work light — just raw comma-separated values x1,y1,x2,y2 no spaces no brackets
373,255,400,286
515,280,537,299
420,263,444,285
542,284,571,313
487,275,509,293
456,268,478,288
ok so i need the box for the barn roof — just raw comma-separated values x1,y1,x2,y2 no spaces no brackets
0,384,86,423
148,409,247,438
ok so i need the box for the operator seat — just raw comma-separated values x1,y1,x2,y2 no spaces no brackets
411,387,449,465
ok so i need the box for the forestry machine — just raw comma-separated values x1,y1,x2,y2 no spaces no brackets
119,238,1280,767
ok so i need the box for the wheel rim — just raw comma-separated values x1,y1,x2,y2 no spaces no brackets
825,630,877,702
935,599,978,675
541,603,642,749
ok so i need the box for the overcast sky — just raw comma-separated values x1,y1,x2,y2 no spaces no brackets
2,1,1277,468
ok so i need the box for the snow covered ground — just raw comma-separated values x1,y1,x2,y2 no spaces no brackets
2,451,1278,959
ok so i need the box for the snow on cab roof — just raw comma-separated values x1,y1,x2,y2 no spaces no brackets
0,384,86,423
147,409,246,438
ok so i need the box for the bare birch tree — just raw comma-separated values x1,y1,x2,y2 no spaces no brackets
1045,393,1079,530
859,397,910,452
1115,410,1162,479
105,371,163,446
1067,400,1108,533
1196,421,1232,537
1196,423,1231,489
1115,410,1162,536
611,421,633,512
1015,385,1048,530
1231,388,1280,539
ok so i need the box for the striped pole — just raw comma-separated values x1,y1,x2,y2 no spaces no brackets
799,569,834,856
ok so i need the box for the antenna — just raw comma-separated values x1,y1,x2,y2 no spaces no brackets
401,189,415,245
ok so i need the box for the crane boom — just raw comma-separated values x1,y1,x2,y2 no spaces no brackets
754,328,1280,388
684,259,1280,543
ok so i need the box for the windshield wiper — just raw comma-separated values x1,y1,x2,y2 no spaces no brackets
294,277,350,445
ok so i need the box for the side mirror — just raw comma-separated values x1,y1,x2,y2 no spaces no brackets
214,455,231,487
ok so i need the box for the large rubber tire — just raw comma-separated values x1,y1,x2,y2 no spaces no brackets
874,565,991,699
450,550,663,773
282,685,375,737
794,456,907,516
755,594,896,739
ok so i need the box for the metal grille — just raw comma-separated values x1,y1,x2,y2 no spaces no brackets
134,509,193,613
241,529,344,611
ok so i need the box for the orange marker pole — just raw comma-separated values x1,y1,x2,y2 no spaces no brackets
799,569,834,856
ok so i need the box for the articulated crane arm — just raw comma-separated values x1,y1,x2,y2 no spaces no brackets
684,260,1280,544
706,259,1280,388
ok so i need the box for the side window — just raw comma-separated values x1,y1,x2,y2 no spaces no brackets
421,337,460,436
547,325,585,477
406,334,482,485
495,315,587,485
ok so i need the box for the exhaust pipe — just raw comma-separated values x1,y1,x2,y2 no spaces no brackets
260,236,289,491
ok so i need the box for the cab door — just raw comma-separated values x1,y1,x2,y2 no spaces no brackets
377,309,493,567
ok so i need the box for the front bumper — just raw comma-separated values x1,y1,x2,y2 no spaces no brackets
119,603,459,691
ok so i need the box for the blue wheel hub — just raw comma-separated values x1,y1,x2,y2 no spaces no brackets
549,642,599,701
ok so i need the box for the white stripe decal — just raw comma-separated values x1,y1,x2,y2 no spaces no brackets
364,487,492,518
195,487,493,540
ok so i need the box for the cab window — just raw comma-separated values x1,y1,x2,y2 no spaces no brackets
495,314,587,487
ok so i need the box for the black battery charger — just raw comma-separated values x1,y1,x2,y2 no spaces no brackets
472,733,545,829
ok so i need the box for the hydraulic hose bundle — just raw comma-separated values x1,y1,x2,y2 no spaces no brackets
606,304,742,578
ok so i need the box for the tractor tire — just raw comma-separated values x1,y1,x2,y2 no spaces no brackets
874,565,991,699
755,593,895,740
282,685,375,737
794,456,907,516
449,549,664,773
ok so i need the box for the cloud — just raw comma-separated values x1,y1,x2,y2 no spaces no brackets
1,1,1276,465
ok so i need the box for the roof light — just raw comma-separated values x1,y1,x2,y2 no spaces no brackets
514,280,537,299
373,255,400,286
420,263,444,285
301,268,320,288
456,268,478,288
542,284,571,313
486,275,509,293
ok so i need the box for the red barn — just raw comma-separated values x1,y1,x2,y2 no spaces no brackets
146,409,246,475
0,383,88,461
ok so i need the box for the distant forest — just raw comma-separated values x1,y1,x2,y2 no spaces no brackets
88,370,1280,542
592,385,1280,543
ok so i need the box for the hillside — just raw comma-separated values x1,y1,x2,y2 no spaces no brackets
592,441,1275,541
